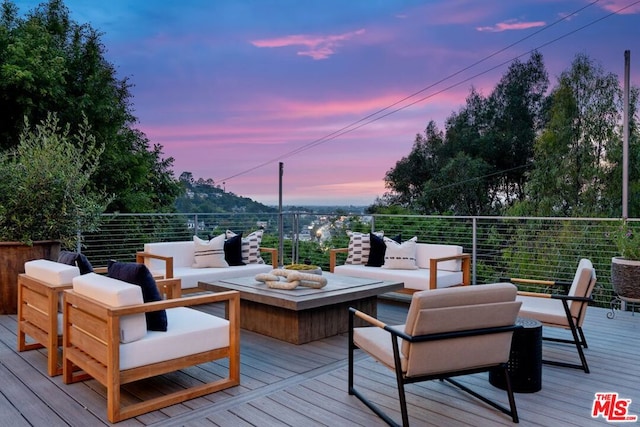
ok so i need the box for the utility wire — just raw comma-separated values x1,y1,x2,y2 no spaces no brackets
305,0,640,148
218,0,637,183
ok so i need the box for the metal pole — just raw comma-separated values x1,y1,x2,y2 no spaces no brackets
278,162,284,267
623,50,630,219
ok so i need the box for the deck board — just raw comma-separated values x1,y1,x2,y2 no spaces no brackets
0,300,638,426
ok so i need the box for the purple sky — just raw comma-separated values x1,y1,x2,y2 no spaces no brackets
17,0,640,205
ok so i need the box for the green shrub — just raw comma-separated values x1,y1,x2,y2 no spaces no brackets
0,113,111,247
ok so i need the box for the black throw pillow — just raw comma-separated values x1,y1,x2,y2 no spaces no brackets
57,250,94,275
75,253,94,275
107,261,168,332
366,233,401,267
224,233,245,266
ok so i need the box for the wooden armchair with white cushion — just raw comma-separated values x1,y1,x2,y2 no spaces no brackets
17,259,81,376
17,257,181,377
349,283,522,426
62,272,240,423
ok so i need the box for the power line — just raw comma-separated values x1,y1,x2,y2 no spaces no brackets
218,0,637,183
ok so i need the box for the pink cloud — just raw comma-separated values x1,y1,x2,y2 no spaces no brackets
598,0,640,14
251,29,366,59
476,19,546,32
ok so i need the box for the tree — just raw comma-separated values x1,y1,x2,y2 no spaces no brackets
0,0,182,212
383,120,444,209
382,52,548,215
487,51,548,205
601,86,640,217
517,54,626,217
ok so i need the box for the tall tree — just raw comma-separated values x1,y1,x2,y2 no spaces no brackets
382,52,548,215
383,120,444,209
0,0,181,212
601,87,640,217
488,51,548,205
517,54,625,217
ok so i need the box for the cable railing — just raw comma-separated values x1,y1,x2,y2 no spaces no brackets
79,212,634,309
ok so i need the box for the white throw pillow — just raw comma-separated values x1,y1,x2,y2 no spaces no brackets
226,229,265,264
382,236,418,270
193,234,228,268
345,230,383,265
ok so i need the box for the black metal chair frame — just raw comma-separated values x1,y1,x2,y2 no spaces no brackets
348,307,523,426
541,292,593,373
508,278,594,373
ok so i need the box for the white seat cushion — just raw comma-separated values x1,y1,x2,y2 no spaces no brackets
171,263,273,289
334,264,463,290
24,259,80,285
119,307,229,370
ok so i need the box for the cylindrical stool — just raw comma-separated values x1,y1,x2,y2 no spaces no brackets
489,317,542,393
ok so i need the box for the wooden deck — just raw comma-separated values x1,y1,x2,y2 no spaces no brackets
1,299,638,426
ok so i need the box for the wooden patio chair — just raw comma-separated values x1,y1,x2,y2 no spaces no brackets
17,258,181,377
348,283,522,426
512,258,597,373
62,272,240,423
17,260,81,376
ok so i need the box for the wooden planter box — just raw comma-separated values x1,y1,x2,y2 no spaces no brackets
0,241,60,314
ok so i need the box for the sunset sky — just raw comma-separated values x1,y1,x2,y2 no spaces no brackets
17,0,640,205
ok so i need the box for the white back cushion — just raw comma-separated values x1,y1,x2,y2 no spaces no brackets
415,244,462,271
24,259,80,285
72,273,147,343
143,241,196,269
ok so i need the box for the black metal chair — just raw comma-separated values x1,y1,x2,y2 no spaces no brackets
513,258,597,373
348,283,523,426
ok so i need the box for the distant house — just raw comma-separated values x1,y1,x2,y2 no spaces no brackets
187,219,206,230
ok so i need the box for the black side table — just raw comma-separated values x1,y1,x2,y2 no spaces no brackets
489,317,542,393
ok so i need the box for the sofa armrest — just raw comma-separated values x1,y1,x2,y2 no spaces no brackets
330,248,349,272
260,247,278,267
93,266,108,274
135,251,174,279
428,253,471,290
156,277,182,299
111,290,239,314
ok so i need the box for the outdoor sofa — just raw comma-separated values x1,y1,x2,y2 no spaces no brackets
330,231,470,292
136,230,277,293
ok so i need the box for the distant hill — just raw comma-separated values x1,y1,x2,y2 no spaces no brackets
175,179,277,214
175,175,369,214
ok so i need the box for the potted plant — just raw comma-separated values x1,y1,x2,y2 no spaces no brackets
609,221,640,301
0,113,110,314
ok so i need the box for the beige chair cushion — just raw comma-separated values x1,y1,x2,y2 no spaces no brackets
517,258,596,328
403,283,520,377
355,283,520,378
